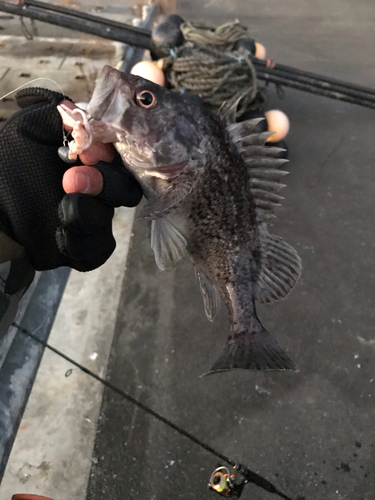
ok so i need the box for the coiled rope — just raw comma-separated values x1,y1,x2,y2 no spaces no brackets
163,20,267,119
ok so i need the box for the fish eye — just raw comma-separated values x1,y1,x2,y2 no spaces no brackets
135,90,157,109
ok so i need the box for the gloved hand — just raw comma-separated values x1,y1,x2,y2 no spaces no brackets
0,87,142,271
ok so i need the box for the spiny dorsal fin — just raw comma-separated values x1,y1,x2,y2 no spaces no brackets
227,118,289,220
195,269,221,321
244,157,288,168
227,118,264,137
239,145,286,157
250,168,289,182
227,119,301,303
255,224,302,304
228,120,275,146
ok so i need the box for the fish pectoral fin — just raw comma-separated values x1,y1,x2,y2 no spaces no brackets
255,224,302,304
195,270,221,321
140,159,204,219
151,217,187,271
202,322,295,376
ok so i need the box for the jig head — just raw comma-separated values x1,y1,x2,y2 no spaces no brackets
208,466,246,498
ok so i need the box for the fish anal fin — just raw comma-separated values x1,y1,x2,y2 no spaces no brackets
150,217,187,271
141,159,204,219
255,225,302,304
196,270,221,321
203,322,295,376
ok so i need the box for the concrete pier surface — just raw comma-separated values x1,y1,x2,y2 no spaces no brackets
0,1,374,499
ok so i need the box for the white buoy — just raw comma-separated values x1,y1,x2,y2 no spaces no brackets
255,42,267,59
130,61,166,86
265,109,290,142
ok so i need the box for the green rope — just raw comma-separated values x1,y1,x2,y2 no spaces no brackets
181,20,249,49
162,20,267,119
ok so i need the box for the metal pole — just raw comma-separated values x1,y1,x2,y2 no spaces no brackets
0,1,152,49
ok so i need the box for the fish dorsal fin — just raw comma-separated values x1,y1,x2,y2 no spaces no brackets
227,119,289,220
228,119,275,145
150,217,187,271
141,159,204,219
255,224,302,304
227,120,301,301
195,269,221,321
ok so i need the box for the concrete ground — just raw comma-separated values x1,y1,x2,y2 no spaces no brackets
1,1,375,500
87,2,375,500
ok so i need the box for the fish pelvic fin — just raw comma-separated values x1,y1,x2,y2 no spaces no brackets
195,269,221,321
203,321,295,376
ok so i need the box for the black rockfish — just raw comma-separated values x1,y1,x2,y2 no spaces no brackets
87,65,302,375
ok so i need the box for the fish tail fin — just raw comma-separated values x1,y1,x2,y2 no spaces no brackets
203,320,295,376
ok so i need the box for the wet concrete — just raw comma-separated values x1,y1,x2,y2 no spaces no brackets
86,3,375,498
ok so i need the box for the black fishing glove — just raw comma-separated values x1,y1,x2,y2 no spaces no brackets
0,87,142,272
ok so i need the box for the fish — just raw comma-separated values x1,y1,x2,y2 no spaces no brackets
68,65,302,375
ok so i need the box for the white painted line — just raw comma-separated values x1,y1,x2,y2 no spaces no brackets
0,207,136,500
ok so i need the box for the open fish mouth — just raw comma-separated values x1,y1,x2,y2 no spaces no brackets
87,66,132,121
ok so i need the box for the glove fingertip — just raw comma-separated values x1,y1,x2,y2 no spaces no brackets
16,87,71,109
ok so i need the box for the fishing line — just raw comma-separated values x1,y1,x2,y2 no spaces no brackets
0,77,70,150
12,321,293,500
0,77,65,101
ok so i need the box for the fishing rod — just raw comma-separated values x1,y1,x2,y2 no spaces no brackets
13,322,294,500
1,0,375,109
0,0,152,49
255,67,375,109
253,56,375,97
254,60,375,109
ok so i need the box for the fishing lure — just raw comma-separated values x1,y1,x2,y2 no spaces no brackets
209,466,246,498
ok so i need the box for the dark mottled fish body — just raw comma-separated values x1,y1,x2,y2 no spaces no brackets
88,66,301,374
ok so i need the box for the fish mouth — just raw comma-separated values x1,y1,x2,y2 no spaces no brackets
88,65,137,121
87,66,121,120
